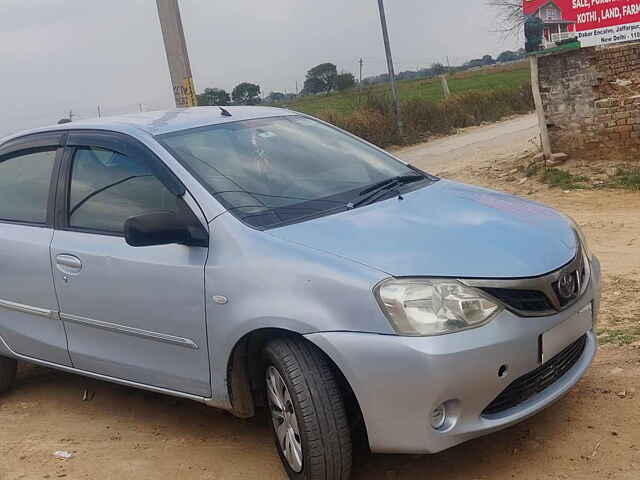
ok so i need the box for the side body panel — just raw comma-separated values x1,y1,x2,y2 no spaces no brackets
203,213,392,406
51,230,211,396
0,224,71,365
0,133,71,365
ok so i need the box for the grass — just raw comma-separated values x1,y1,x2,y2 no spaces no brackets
598,326,640,345
542,168,589,189
521,164,640,192
282,62,531,117
610,168,640,190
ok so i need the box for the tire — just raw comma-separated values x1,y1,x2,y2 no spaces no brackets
263,337,352,480
0,356,17,393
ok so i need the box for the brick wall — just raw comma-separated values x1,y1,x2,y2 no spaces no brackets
538,42,640,161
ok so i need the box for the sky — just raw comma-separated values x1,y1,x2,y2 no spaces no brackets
0,0,519,138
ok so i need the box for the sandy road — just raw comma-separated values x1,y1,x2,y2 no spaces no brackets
2,114,640,480
396,114,538,175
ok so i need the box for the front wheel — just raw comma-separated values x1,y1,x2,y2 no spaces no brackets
263,337,352,480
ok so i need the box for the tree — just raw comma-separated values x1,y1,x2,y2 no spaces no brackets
304,63,338,94
335,73,356,91
264,92,286,103
197,87,230,106
430,63,447,75
482,55,496,65
496,50,522,63
488,1,524,36
232,82,261,105
524,15,544,52
302,77,326,95
465,55,496,69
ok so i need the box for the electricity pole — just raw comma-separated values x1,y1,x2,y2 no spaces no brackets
377,0,402,137
359,57,364,89
156,0,198,108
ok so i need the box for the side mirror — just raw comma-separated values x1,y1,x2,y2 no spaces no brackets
124,211,191,247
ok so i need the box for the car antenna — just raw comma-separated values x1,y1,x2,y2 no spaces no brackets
219,107,232,117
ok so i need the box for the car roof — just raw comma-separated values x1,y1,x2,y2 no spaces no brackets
0,106,298,145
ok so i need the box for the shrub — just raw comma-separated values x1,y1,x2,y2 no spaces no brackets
344,109,397,146
320,83,534,147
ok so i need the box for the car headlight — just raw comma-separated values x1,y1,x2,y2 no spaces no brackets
374,278,502,336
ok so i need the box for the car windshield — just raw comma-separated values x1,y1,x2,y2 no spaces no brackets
157,115,431,229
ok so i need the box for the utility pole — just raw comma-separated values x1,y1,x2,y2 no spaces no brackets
359,57,364,89
377,0,403,137
97,105,101,118
156,0,198,108
69,110,74,122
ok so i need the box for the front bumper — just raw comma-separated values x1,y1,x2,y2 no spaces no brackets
306,257,601,454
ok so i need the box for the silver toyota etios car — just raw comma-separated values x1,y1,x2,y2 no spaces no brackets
0,107,600,479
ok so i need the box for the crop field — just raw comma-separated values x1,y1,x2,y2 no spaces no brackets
282,61,531,117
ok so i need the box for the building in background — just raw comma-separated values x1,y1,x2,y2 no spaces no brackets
532,1,577,49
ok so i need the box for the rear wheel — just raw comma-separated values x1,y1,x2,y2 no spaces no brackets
0,356,17,393
263,337,352,480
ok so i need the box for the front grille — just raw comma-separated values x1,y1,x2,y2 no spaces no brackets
466,242,590,317
482,334,587,416
480,287,553,313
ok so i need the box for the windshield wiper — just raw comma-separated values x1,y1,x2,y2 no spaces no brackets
358,174,424,196
349,174,425,209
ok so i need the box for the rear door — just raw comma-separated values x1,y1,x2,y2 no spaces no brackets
0,132,71,365
50,131,211,396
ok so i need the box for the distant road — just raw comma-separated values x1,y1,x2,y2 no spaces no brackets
395,114,538,175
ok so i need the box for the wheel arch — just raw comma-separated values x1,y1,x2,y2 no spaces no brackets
226,327,368,448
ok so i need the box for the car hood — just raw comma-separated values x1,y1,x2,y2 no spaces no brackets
267,180,578,278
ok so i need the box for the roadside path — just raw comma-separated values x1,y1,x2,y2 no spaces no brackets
396,114,538,174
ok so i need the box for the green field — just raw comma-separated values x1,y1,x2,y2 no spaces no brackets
281,61,531,117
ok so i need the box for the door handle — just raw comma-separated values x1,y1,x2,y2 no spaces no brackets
55,254,83,275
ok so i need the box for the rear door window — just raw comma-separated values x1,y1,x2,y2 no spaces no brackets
0,149,57,224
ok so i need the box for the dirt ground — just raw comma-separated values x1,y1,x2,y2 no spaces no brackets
2,114,640,480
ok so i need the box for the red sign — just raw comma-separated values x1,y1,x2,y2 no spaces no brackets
523,0,640,51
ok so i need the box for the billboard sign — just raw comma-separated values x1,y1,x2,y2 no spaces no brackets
524,0,640,53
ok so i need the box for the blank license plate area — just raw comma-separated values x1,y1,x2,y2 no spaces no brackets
541,303,592,364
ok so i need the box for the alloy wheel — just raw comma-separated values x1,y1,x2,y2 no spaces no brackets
266,365,303,472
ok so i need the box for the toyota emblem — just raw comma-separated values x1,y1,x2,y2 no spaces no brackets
557,271,578,300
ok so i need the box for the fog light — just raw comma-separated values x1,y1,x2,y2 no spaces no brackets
431,404,447,430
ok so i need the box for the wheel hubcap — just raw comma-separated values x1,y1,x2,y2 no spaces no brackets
266,366,303,472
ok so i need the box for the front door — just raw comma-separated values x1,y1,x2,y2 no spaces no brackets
51,132,211,396
0,135,71,366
